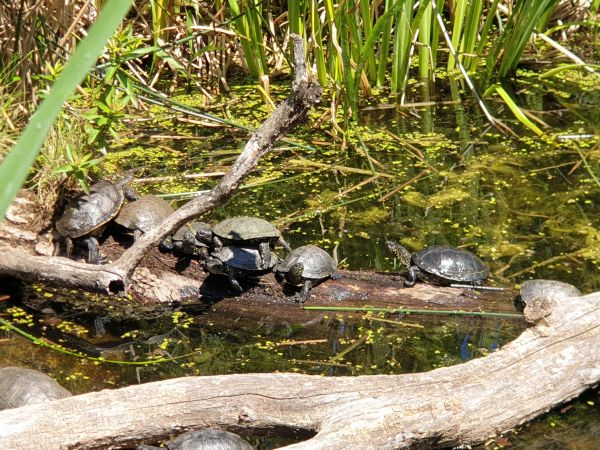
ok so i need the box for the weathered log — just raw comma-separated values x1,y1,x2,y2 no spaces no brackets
0,286,597,449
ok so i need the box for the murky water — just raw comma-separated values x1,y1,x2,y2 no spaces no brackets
1,77,599,447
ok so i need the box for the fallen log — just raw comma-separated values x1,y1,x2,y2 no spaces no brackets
0,284,597,449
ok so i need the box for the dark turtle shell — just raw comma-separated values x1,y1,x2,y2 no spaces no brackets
412,245,488,283
0,366,71,410
212,216,281,242
276,245,336,281
212,245,278,272
114,195,173,233
56,181,125,238
139,429,252,450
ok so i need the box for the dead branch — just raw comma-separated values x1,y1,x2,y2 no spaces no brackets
0,288,597,449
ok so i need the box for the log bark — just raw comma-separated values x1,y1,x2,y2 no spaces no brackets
0,289,598,449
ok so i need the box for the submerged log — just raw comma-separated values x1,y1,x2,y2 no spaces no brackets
0,285,597,449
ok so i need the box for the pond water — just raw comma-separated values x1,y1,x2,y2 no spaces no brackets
1,74,599,448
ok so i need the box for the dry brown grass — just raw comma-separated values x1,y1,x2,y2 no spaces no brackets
0,0,94,100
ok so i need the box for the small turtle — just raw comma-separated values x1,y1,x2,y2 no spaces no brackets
162,221,212,258
115,195,174,241
204,245,279,293
519,279,581,305
386,241,488,287
55,177,138,264
274,244,340,303
0,366,71,410
200,216,291,269
138,428,253,450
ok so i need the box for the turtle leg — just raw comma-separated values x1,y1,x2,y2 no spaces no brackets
64,237,74,259
133,229,143,241
295,279,314,303
85,236,102,264
277,236,292,253
227,274,244,293
404,266,419,287
258,241,271,269
198,247,210,260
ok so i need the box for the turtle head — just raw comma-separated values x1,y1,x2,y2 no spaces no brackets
385,240,412,269
195,225,213,245
286,262,305,285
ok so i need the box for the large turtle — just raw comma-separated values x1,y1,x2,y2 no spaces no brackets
204,244,279,293
138,428,253,450
114,195,174,241
55,177,137,264
0,366,71,410
274,244,340,303
200,216,291,269
385,241,488,287
162,221,212,258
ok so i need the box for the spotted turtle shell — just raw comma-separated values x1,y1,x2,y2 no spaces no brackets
56,181,125,238
0,367,71,410
276,245,336,281
114,195,174,233
212,216,281,242
412,245,488,283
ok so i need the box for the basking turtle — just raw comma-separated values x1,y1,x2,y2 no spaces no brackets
162,221,212,258
204,244,279,293
114,195,174,241
0,366,71,410
519,279,581,305
55,178,138,263
274,244,340,303
138,428,253,450
386,241,488,287
200,216,291,269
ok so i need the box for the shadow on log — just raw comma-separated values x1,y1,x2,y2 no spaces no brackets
0,286,598,448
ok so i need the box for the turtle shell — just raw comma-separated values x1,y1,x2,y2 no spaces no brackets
172,221,212,247
520,279,581,305
212,245,278,271
212,216,281,242
115,195,173,233
276,245,336,281
56,181,125,238
412,245,488,283
0,366,71,410
150,429,252,450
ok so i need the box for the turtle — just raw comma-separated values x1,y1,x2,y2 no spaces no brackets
55,177,138,264
204,244,279,293
137,428,253,450
200,216,291,270
519,279,581,305
0,366,71,410
274,244,340,303
114,195,174,241
385,241,488,287
161,221,212,258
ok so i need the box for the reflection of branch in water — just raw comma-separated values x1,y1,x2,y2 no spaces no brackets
507,251,582,279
